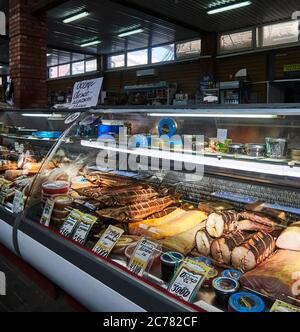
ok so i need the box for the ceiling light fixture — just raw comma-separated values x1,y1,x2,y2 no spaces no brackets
80,40,102,48
63,11,89,24
207,1,252,15
118,28,144,38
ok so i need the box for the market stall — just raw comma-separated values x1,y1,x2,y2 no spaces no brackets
1,106,300,313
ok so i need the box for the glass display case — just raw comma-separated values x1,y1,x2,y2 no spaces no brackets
0,109,80,252
12,106,300,312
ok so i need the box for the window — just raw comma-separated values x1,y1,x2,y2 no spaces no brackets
259,20,299,47
219,30,253,53
108,54,125,69
58,64,70,77
127,49,148,67
85,59,97,72
152,44,175,63
72,61,85,75
176,39,201,58
49,66,58,79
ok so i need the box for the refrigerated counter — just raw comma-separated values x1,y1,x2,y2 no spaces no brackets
2,105,300,312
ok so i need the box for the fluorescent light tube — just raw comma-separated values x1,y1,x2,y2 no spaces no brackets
207,1,252,15
22,113,64,118
147,113,277,119
80,40,101,47
63,11,89,24
118,28,144,38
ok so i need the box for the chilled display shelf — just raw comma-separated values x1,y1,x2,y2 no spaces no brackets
0,133,58,142
80,140,300,179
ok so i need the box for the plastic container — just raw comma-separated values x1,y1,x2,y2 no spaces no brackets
221,269,243,281
245,144,266,157
212,277,240,304
42,181,70,196
228,144,244,154
228,292,266,313
160,252,185,283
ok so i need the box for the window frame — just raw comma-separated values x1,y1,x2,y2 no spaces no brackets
175,38,202,60
107,53,126,69
257,19,300,49
127,48,149,67
218,28,256,55
47,53,98,80
151,43,175,64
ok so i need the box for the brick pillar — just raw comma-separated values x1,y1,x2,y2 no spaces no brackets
9,0,48,109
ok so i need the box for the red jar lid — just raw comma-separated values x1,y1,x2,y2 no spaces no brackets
42,181,70,195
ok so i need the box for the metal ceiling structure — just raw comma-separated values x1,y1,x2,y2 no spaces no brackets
46,0,300,55
1,0,300,67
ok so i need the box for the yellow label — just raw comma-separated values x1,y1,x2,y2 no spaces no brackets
270,300,300,312
128,238,159,277
284,64,300,72
93,225,124,258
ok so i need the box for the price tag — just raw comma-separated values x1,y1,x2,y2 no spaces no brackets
60,210,82,237
72,213,97,245
93,225,124,258
217,129,228,143
270,300,300,313
40,199,55,227
128,238,159,277
12,190,24,214
168,261,211,303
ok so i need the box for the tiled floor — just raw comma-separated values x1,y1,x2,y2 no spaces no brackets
0,252,74,312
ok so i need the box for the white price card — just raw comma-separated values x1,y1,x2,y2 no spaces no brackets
60,210,82,237
70,78,103,109
128,238,159,277
93,225,124,258
12,190,24,214
217,129,228,143
168,261,211,303
72,214,97,245
40,199,55,227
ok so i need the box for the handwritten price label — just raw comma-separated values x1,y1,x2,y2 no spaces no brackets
60,210,82,237
93,225,124,258
72,213,97,245
40,199,55,227
168,261,211,303
12,190,24,214
128,238,159,277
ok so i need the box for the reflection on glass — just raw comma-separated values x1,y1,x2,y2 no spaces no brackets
260,20,299,47
220,31,253,52
72,61,85,75
152,44,175,63
108,54,125,68
176,40,201,58
58,64,71,77
85,59,97,72
49,66,58,79
127,49,148,67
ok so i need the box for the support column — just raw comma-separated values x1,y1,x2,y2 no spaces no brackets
9,0,48,109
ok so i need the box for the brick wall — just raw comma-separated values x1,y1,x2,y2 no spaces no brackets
9,0,48,109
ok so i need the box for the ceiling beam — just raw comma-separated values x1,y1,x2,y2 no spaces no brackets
31,0,70,15
109,0,208,35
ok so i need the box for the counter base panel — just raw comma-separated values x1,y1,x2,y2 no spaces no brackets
17,230,145,312
0,219,16,254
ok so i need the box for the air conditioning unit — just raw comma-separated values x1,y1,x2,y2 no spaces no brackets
136,69,158,77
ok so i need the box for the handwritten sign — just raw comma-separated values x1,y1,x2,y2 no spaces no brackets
70,78,103,109
40,199,55,227
93,225,124,258
128,238,159,277
12,190,24,214
60,210,82,237
72,214,97,245
168,260,211,303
